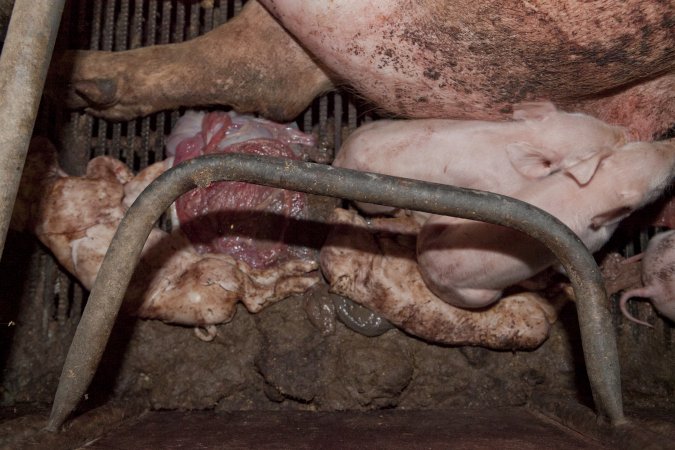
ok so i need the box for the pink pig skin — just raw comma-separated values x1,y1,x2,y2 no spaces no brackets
417,139,675,309
619,230,675,327
259,0,673,139
333,102,629,216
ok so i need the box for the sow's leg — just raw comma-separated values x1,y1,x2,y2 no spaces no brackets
47,1,333,122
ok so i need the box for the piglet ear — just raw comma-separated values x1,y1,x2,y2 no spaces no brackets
506,142,554,179
512,101,557,121
563,150,611,186
591,206,632,229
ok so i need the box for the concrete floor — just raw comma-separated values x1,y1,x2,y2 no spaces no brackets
83,409,603,449
3,402,675,449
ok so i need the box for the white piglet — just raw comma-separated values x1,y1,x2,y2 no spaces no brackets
333,102,630,217
417,139,675,308
619,230,675,327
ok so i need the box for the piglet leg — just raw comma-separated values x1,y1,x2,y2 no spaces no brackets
47,1,332,122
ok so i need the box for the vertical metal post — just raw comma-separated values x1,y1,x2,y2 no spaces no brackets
0,0,66,259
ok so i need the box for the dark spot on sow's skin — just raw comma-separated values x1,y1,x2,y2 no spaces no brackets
581,35,633,67
423,67,441,80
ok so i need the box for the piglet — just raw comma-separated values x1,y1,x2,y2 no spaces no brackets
333,102,629,217
417,138,675,309
619,230,675,327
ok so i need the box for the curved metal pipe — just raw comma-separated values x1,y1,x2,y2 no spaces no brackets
47,153,624,430
0,0,66,259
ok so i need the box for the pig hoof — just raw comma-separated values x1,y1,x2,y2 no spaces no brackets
194,325,218,341
73,78,119,108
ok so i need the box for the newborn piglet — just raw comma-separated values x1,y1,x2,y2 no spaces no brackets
418,138,675,309
333,102,629,218
619,230,675,328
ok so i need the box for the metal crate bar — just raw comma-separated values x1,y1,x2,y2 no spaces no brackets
47,153,624,431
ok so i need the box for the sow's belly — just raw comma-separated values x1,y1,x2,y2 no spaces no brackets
261,0,674,120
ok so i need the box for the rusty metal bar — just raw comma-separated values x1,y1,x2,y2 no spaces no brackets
0,0,66,260
47,153,624,430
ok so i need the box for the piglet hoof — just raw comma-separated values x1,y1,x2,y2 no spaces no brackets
194,325,218,342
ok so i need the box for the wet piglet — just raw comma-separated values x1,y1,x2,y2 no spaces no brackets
619,230,675,328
